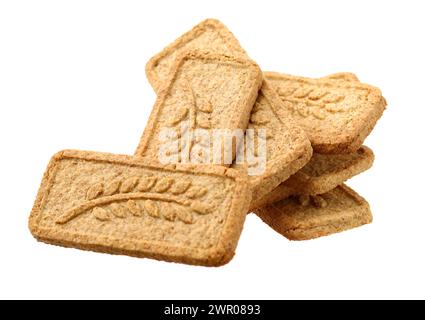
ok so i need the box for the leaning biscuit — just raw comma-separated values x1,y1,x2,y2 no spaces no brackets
255,184,372,241
29,150,252,267
231,80,312,202
144,19,312,200
135,50,262,164
146,19,247,92
146,18,361,93
265,72,386,154
251,146,374,210
145,19,385,155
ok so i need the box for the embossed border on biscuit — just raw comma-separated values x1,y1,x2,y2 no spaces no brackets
29,150,252,266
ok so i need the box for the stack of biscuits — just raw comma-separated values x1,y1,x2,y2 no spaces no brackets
29,19,386,266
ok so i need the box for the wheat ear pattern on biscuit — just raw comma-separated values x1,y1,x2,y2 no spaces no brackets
135,50,262,164
29,151,251,266
29,18,387,266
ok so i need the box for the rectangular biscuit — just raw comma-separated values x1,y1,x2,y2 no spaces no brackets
255,184,372,241
29,150,252,267
265,72,386,154
144,19,381,203
251,146,374,210
144,19,313,202
146,17,361,95
135,50,262,163
147,19,386,154
146,19,247,92
231,80,312,202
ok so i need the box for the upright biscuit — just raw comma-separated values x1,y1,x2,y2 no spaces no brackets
251,146,374,210
146,18,385,155
146,18,361,93
135,51,262,163
146,19,247,92
144,19,313,199
231,80,312,203
265,72,386,153
255,184,372,241
29,150,252,266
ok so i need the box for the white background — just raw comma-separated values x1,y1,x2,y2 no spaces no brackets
0,0,423,300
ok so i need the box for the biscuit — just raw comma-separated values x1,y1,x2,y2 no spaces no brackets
135,50,262,164
231,80,312,202
255,184,372,240
146,19,247,93
251,146,374,210
144,19,313,199
144,17,385,157
145,18,361,92
29,150,252,267
265,72,386,153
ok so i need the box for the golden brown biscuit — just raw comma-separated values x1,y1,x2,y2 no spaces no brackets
144,19,313,199
265,72,386,154
255,184,372,240
135,50,262,164
231,80,312,202
146,19,247,92
250,146,374,210
146,19,385,154
29,150,252,267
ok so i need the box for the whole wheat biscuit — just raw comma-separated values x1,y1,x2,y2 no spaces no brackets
146,19,247,93
144,17,385,157
145,18,384,157
135,50,262,164
144,16,363,100
251,146,374,210
29,150,252,267
145,18,360,92
231,80,312,202
144,19,313,199
255,184,372,241
265,72,386,154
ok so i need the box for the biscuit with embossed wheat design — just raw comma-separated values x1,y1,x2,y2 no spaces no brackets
143,19,313,201
265,72,386,154
251,146,374,210
135,50,262,164
29,150,252,267
145,19,385,155
255,184,372,241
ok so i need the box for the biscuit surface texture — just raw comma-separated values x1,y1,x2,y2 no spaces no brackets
250,146,374,210
265,72,386,153
29,150,252,266
146,19,246,92
324,72,359,82
231,80,312,202
136,51,262,164
145,19,313,198
255,184,372,240
146,18,386,155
